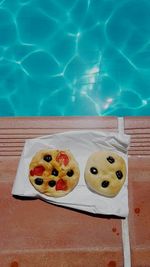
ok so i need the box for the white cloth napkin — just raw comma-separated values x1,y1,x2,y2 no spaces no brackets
12,130,130,217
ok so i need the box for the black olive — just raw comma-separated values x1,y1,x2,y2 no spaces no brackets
90,167,98,175
116,170,123,179
48,180,56,187
107,156,115,164
52,168,58,176
67,170,74,177
34,177,43,185
43,154,52,162
101,180,109,188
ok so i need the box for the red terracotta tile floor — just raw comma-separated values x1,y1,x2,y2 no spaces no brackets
0,117,150,267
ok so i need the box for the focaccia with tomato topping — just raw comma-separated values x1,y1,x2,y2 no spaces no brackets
29,149,80,197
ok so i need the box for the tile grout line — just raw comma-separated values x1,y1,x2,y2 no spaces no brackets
118,117,131,267
0,247,123,254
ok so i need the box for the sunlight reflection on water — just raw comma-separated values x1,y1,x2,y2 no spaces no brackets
0,0,150,116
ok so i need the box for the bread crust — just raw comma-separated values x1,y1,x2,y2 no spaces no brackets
29,149,80,197
84,151,126,197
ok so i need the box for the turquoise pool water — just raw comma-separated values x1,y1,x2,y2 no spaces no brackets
0,0,150,116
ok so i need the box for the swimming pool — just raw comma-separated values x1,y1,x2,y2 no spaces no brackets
0,0,150,116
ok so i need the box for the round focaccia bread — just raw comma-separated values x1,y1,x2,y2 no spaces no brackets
84,151,126,197
29,149,80,197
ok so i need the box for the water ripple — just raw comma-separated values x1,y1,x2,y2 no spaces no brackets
0,0,150,116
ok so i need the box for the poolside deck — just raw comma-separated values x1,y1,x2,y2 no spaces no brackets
0,116,150,267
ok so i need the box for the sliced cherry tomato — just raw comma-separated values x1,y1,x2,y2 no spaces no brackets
30,170,34,176
30,165,45,176
56,151,69,166
56,179,68,191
